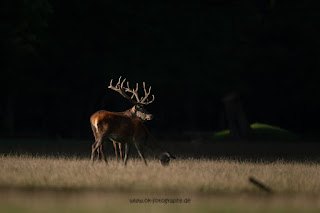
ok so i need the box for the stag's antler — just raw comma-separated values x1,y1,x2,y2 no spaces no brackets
108,76,155,105
108,76,137,104
140,82,155,105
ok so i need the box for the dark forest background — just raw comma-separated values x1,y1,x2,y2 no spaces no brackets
1,0,320,140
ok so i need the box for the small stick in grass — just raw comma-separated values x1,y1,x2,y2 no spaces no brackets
248,176,273,193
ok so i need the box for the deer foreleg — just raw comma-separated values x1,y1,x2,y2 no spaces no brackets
113,140,118,160
123,143,131,166
118,143,123,161
134,143,147,166
99,144,108,164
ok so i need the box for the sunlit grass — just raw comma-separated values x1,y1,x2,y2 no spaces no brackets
1,155,320,212
1,155,320,194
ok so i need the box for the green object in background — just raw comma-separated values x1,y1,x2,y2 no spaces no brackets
212,123,298,141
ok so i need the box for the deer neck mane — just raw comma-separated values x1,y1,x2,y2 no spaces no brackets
123,106,137,118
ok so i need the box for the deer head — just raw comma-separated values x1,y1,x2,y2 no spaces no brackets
159,152,176,166
108,76,155,121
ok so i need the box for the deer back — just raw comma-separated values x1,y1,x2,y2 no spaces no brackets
90,110,144,142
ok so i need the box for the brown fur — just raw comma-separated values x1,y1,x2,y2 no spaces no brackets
90,110,172,166
95,105,152,161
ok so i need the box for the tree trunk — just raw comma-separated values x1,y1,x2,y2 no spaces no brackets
222,92,250,139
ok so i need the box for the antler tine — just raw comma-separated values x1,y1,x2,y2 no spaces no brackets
147,94,155,104
140,82,155,105
108,79,113,88
126,81,134,99
108,76,138,104
120,77,126,88
126,81,136,100
143,82,147,94
122,80,139,103
116,76,122,87
108,77,155,105
108,76,121,89
131,83,140,102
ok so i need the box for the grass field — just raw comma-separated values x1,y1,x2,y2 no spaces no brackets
1,155,320,212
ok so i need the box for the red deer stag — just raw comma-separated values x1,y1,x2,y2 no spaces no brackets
90,77,175,166
94,77,155,161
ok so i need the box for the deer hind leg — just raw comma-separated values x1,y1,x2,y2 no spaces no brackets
91,141,98,164
123,143,131,166
112,140,119,160
91,139,102,165
91,124,101,161
134,143,147,166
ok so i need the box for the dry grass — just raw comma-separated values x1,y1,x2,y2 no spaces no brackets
1,154,320,212
1,154,320,194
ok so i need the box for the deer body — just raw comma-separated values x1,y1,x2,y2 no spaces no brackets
91,111,136,144
93,77,154,161
90,110,174,166
95,105,153,161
